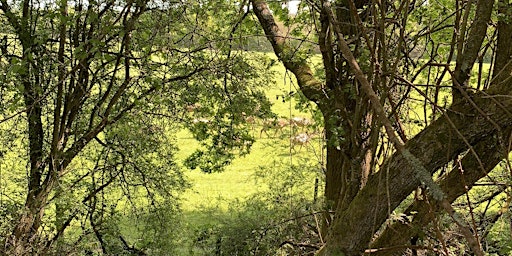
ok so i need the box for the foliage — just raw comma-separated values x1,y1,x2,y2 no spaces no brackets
0,0,275,253
1,0,511,255
190,196,322,256
185,152,324,256
182,52,277,173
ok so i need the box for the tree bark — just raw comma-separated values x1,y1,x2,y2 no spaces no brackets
453,0,494,100
317,81,512,255
493,0,512,84
10,9,46,253
251,0,512,254
370,132,508,255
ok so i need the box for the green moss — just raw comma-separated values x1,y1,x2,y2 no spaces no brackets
402,149,445,201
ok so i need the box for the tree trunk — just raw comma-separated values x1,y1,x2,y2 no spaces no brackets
10,28,47,254
11,180,56,255
370,132,509,255
318,85,512,255
324,127,345,208
252,0,512,254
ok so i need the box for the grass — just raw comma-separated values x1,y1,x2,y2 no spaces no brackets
172,60,323,255
177,58,322,212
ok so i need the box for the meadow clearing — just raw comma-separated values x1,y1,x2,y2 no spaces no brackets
172,62,325,254
0,33,506,254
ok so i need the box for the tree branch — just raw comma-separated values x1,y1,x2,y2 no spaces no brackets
370,131,508,254
491,0,512,85
251,0,326,104
453,0,494,99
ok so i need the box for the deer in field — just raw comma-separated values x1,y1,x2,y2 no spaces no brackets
290,116,312,130
244,115,256,124
260,118,289,137
241,112,257,130
290,132,317,152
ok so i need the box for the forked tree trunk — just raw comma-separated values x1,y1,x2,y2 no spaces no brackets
316,83,512,255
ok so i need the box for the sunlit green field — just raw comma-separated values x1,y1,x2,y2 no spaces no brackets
174,56,322,208
172,61,324,254
170,58,507,254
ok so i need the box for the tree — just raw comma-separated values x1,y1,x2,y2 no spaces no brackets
250,0,512,255
0,0,272,254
